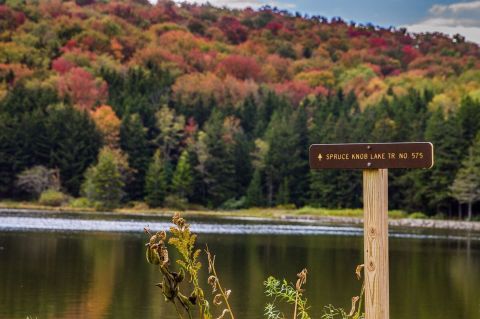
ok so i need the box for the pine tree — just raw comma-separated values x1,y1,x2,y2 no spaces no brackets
144,150,167,207
189,134,209,205
0,113,16,196
450,147,480,221
254,90,281,137
0,87,83,197
155,105,185,162
308,108,362,208
231,128,253,195
102,66,173,131
172,150,193,200
246,169,264,207
203,110,236,207
276,177,290,205
120,113,151,200
44,104,102,195
422,110,467,215
240,94,257,136
291,105,309,205
458,96,480,143
82,147,125,210
0,84,60,115
263,104,303,206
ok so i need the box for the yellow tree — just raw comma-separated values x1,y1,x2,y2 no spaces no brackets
91,105,121,149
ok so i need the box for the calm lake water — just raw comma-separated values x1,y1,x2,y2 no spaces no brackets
0,211,479,319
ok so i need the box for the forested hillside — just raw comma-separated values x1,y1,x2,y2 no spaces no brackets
1,0,480,217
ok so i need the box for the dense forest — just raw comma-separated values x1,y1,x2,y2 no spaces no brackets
1,0,480,218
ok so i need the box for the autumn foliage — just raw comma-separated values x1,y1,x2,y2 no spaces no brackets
0,0,477,108
57,67,108,111
1,0,480,216
91,105,121,148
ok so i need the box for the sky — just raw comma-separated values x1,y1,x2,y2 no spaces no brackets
170,0,480,43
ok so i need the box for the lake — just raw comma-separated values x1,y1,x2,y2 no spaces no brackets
0,211,479,319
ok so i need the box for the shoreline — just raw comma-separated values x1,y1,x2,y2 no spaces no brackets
0,205,479,233
280,215,480,232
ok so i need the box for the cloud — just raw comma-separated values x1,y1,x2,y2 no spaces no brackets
429,1,480,15
405,1,480,43
172,0,296,10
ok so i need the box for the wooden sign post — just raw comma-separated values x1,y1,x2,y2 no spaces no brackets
309,142,433,319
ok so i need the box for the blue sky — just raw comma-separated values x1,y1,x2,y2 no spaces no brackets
171,0,480,43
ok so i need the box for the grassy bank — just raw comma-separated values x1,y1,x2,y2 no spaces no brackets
0,200,408,219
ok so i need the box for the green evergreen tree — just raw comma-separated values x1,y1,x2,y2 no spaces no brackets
231,129,253,195
144,150,168,207
45,104,102,195
155,105,185,162
276,177,290,205
120,113,150,200
203,110,236,207
291,105,309,205
308,96,362,208
387,90,430,141
0,84,60,115
458,96,480,143
0,113,16,196
240,94,257,136
450,147,480,221
0,103,102,197
172,150,193,200
246,169,264,207
421,110,466,215
263,104,303,206
254,90,283,137
189,134,208,205
102,65,173,131
82,148,125,210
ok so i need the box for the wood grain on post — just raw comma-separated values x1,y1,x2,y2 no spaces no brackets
363,169,389,319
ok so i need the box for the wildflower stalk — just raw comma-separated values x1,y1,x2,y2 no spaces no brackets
293,269,308,319
144,227,194,318
321,264,365,319
168,213,211,319
206,247,235,319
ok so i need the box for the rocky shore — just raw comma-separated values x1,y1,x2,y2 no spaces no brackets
1,207,480,233
281,215,480,232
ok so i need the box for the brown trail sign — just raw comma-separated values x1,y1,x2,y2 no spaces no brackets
309,142,434,319
309,142,434,169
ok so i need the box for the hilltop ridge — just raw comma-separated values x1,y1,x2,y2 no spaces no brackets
1,0,480,217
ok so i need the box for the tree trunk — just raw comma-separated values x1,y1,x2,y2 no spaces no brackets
467,201,472,221
458,202,462,220
267,174,273,207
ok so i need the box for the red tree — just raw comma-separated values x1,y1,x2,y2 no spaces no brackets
218,16,248,44
57,67,108,111
52,57,76,74
216,55,261,81
274,80,313,105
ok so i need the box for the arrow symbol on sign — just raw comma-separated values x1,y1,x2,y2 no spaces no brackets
318,153,323,161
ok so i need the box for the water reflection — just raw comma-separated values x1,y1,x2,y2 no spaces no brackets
0,227,479,318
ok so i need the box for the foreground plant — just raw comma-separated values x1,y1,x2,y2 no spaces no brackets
206,247,234,319
145,213,235,319
264,269,311,319
264,265,365,319
321,264,365,319
146,213,364,319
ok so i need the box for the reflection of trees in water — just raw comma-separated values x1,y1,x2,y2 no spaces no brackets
64,235,175,319
389,238,480,319
199,234,363,317
1,232,479,319
60,238,117,319
449,236,479,319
